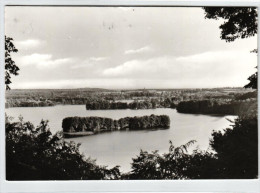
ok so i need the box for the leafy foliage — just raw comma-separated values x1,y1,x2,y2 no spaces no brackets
125,140,197,179
245,49,258,89
203,7,257,42
203,7,258,89
210,114,258,179
5,36,19,90
126,114,258,179
6,116,120,180
244,70,257,89
125,140,220,180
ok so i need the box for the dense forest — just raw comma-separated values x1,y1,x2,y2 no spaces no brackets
62,114,170,137
86,99,176,110
177,98,257,115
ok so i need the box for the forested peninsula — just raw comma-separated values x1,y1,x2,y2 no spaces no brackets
177,98,257,115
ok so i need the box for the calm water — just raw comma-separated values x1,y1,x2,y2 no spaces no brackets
6,105,236,172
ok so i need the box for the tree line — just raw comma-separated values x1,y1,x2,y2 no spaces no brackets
177,98,257,115
86,99,176,110
62,114,170,137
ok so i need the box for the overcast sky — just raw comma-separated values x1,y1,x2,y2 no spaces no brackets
5,6,257,89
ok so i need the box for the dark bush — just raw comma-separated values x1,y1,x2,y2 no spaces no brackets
6,116,121,180
126,114,258,179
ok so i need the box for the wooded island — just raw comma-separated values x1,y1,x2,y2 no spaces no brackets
62,114,170,138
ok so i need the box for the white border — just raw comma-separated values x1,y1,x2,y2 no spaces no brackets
0,0,259,193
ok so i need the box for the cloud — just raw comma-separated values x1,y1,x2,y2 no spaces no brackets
176,51,238,63
71,57,108,69
102,50,257,87
19,53,73,69
5,7,257,89
89,57,107,61
15,78,203,89
16,39,44,49
12,78,140,89
102,56,183,78
102,59,158,77
124,46,152,55
12,49,257,89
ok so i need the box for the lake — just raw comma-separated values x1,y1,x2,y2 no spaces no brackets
5,105,236,172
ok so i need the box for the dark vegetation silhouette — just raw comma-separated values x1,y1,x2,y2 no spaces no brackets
5,36,19,90
86,99,175,110
6,116,121,180
5,6,258,180
209,115,258,179
177,99,257,115
244,67,258,89
203,7,257,42
124,114,257,179
203,7,258,89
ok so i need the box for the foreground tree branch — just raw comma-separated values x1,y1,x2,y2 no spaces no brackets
5,36,19,90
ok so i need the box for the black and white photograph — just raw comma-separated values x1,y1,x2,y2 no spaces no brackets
4,5,258,181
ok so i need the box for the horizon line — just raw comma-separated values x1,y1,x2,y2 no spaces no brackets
7,86,250,91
